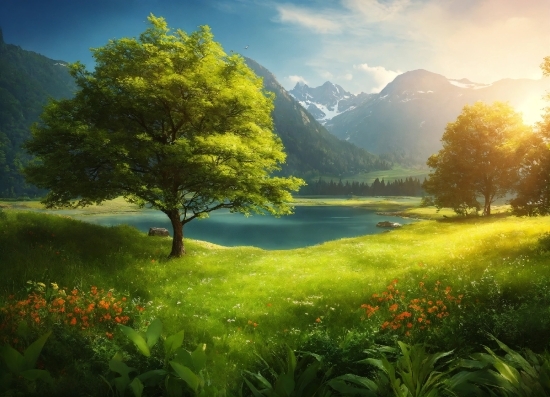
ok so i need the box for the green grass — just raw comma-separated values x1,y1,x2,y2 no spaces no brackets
1,204,550,394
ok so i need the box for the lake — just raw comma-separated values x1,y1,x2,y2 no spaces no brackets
69,206,417,249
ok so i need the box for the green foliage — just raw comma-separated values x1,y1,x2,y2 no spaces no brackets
457,335,550,396
0,32,75,198
24,15,304,257
423,101,532,216
358,342,456,397
104,318,224,396
242,346,335,397
0,329,53,394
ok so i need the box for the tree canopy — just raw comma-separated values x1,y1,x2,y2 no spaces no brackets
510,56,550,216
423,101,532,216
24,15,304,257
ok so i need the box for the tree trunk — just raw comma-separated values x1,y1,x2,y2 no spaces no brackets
167,209,185,257
483,195,491,216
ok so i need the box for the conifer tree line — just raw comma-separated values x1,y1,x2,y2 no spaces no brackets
299,177,424,196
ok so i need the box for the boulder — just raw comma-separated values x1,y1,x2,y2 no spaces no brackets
148,227,170,237
376,221,402,228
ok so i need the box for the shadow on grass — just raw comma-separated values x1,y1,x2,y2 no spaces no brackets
0,210,172,299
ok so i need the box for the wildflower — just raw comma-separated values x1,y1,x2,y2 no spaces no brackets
407,322,413,328
315,317,321,323
389,304,399,312
70,317,77,326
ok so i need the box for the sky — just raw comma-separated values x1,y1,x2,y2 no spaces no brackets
1,0,549,95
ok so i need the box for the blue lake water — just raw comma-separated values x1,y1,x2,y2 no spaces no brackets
71,206,417,249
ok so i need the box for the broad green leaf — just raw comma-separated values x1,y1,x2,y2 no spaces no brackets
173,347,194,369
145,318,163,348
164,330,184,358
191,343,207,372
170,361,200,392
109,359,136,378
23,331,51,370
137,369,168,387
243,377,265,397
118,324,150,357
129,377,144,397
330,374,378,392
114,374,131,397
286,345,297,375
165,375,183,397
243,370,274,390
19,369,53,384
0,344,24,374
274,373,295,396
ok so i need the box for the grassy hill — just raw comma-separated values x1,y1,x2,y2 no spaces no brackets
1,204,549,395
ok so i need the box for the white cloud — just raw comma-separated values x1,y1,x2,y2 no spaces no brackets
319,70,334,80
287,75,309,85
354,63,401,92
276,4,341,33
342,0,411,22
339,73,353,81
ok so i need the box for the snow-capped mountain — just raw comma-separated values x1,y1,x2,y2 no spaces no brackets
289,81,374,124
319,69,550,165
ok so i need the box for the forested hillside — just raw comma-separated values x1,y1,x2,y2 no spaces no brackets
245,58,390,178
0,29,75,197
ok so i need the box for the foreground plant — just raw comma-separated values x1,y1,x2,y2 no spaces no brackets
242,345,336,397
458,335,550,396
103,318,224,397
0,330,53,394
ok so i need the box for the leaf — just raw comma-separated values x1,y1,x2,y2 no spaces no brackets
170,361,200,392
191,343,207,372
165,375,183,397
129,377,144,397
274,373,295,396
243,377,266,397
114,374,131,397
118,324,150,357
137,369,168,387
286,345,297,376
164,330,184,358
22,330,51,371
109,359,137,378
19,369,53,384
0,344,25,374
145,318,163,348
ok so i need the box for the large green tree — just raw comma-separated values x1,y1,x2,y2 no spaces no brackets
24,15,304,257
510,56,550,216
423,101,531,216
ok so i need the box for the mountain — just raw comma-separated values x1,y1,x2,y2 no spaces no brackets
0,34,389,197
322,69,550,165
289,81,374,124
244,58,389,178
0,28,76,197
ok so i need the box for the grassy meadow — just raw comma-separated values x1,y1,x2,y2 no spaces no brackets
1,200,550,395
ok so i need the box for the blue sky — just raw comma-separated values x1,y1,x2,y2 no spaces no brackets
1,0,549,94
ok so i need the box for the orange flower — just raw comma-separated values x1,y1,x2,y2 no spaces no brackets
70,317,77,326
417,317,423,323
407,322,413,328
315,317,321,323
389,303,399,312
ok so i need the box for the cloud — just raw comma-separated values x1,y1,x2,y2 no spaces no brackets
287,75,309,85
319,70,334,80
342,0,411,22
339,72,353,81
354,63,401,92
275,4,341,33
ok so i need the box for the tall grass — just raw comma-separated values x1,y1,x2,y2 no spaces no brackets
1,206,549,393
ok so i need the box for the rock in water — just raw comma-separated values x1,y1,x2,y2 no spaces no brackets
148,227,170,237
376,221,402,228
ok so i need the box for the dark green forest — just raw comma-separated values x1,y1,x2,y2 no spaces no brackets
299,176,424,196
0,29,76,197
